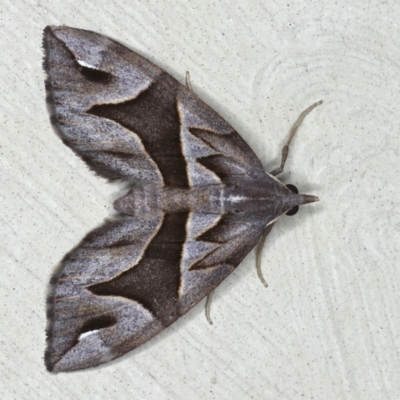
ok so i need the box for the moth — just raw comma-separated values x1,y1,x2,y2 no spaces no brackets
43,25,320,372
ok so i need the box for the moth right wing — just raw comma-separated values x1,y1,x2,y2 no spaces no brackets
43,26,163,184
43,26,269,188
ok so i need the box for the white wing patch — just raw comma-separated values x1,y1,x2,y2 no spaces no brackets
76,59,98,69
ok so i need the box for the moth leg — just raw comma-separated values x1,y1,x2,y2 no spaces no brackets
205,290,214,325
256,223,275,287
185,71,193,91
270,101,323,176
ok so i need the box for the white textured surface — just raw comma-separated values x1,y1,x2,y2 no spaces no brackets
1,1,399,399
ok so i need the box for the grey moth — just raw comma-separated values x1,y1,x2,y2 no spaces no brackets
43,25,320,372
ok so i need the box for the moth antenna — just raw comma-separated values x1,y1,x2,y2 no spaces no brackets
205,290,214,325
270,100,323,176
185,71,193,91
256,224,275,287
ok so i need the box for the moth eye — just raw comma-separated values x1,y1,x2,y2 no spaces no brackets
79,65,113,83
286,184,299,216
78,315,116,341
286,184,298,194
286,205,299,216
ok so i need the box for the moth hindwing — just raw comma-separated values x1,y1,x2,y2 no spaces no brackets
43,25,319,372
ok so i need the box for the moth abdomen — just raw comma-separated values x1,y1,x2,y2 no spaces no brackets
114,185,224,215
114,185,162,216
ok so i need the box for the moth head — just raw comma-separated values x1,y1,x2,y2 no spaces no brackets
284,183,319,217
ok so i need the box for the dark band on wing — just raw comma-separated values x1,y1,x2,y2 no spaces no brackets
89,212,189,317
88,73,190,188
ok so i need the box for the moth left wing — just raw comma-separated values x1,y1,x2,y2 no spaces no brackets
46,211,266,372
